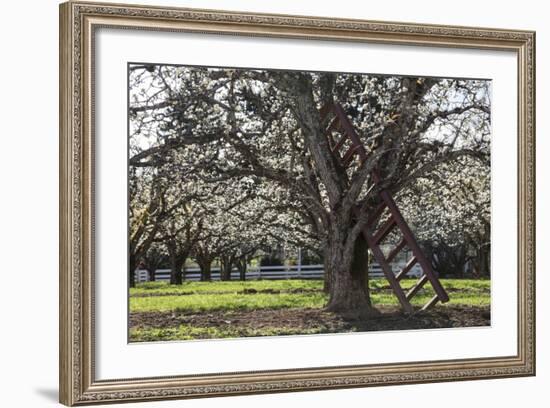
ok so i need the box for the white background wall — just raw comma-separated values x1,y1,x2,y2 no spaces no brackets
0,0,546,407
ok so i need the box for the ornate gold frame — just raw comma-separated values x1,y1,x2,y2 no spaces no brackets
59,1,536,405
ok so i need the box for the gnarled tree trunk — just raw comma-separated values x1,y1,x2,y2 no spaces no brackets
147,267,156,282
324,229,376,317
166,240,188,285
169,256,185,285
196,257,213,281
220,255,234,281
237,258,247,281
472,245,490,278
323,246,331,294
129,253,137,288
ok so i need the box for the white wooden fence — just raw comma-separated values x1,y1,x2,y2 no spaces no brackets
135,263,422,283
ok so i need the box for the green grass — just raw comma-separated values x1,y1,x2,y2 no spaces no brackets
129,278,490,313
130,291,326,313
130,279,322,296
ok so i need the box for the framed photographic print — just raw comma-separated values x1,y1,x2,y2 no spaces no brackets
59,1,535,405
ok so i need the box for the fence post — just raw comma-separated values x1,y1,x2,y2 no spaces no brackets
297,248,302,278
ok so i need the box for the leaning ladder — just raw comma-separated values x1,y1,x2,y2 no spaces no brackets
320,103,449,313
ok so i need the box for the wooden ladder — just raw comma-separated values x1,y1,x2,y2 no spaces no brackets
320,103,449,313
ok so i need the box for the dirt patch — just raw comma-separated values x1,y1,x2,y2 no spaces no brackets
376,285,489,294
130,305,490,338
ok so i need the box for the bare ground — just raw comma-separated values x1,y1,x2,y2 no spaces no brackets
130,305,490,338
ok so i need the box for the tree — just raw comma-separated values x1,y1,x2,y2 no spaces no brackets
129,65,490,314
158,201,206,284
128,168,170,287
399,156,491,277
143,243,168,282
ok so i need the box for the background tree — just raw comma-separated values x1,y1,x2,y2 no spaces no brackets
128,168,171,287
399,156,490,277
143,243,168,282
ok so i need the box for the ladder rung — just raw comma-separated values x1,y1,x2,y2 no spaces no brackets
421,295,440,311
395,256,417,281
331,134,348,153
326,116,340,134
342,145,362,166
386,238,407,264
363,231,413,314
364,202,386,228
372,216,396,244
406,274,428,300
374,256,413,313
332,105,369,163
